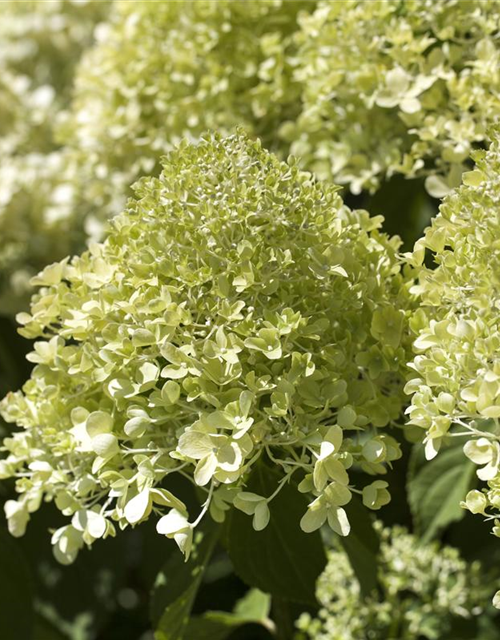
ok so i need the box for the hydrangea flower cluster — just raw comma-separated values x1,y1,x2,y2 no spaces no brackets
0,0,109,315
59,0,308,226
0,133,411,563
63,0,500,223
285,0,500,195
5,0,500,319
406,131,500,535
296,523,491,640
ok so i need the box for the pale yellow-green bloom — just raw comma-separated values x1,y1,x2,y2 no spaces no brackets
406,129,500,548
0,133,411,562
286,0,500,194
296,523,493,640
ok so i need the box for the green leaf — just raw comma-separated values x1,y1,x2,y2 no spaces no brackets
152,519,220,640
0,527,34,640
17,502,130,635
339,496,380,597
184,589,273,640
407,441,475,542
232,588,271,621
223,463,327,606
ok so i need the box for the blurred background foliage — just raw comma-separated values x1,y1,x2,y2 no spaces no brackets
1,1,499,639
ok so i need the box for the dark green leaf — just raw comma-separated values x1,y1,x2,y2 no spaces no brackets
223,463,327,606
339,496,380,597
18,503,129,637
232,588,271,621
152,519,220,640
407,441,475,542
0,527,34,640
184,589,273,640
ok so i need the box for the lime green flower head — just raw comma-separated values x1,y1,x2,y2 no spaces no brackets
285,0,500,195
0,132,411,562
60,0,310,230
296,523,492,640
406,129,500,541
0,0,110,315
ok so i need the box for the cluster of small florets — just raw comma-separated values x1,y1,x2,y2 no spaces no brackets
63,0,500,218
406,131,500,541
6,0,500,317
296,523,491,640
284,0,500,195
0,0,109,315
59,0,308,226
0,133,411,563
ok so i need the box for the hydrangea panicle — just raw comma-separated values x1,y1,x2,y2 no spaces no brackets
0,132,411,563
286,0,500,194
296,523,491,640
406,130,500,575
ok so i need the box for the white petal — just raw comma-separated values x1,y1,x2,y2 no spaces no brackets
300,501,327,533
253,502,270,531
4,500,29,538
218,442,242,472
477,463,498,482
86,410,113,438
327,507,350,536
424,437,441,460
86,512,107,539
194,453,218,486
177,430,214,459
318,441,335,461
156,509,189,536
174,528,193,560
124,489,151,524
91,433,119,457
313,461,328,492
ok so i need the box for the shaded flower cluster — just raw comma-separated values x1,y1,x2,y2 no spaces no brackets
285,0,500,195
59,0,310,228
0,0,109,315
406,130,500,541
62,0,500,231
0,133,411,562
296,523,491,640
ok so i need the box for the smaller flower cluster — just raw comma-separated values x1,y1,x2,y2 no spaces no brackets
406,130,500,541
284,0,500,195
0,133,411,563
296,523,492,640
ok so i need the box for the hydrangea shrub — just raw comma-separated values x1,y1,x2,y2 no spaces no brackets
296,523,491,640
0,0,109,314
0,132,411,563
285,0,500,195
406,131,500,539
